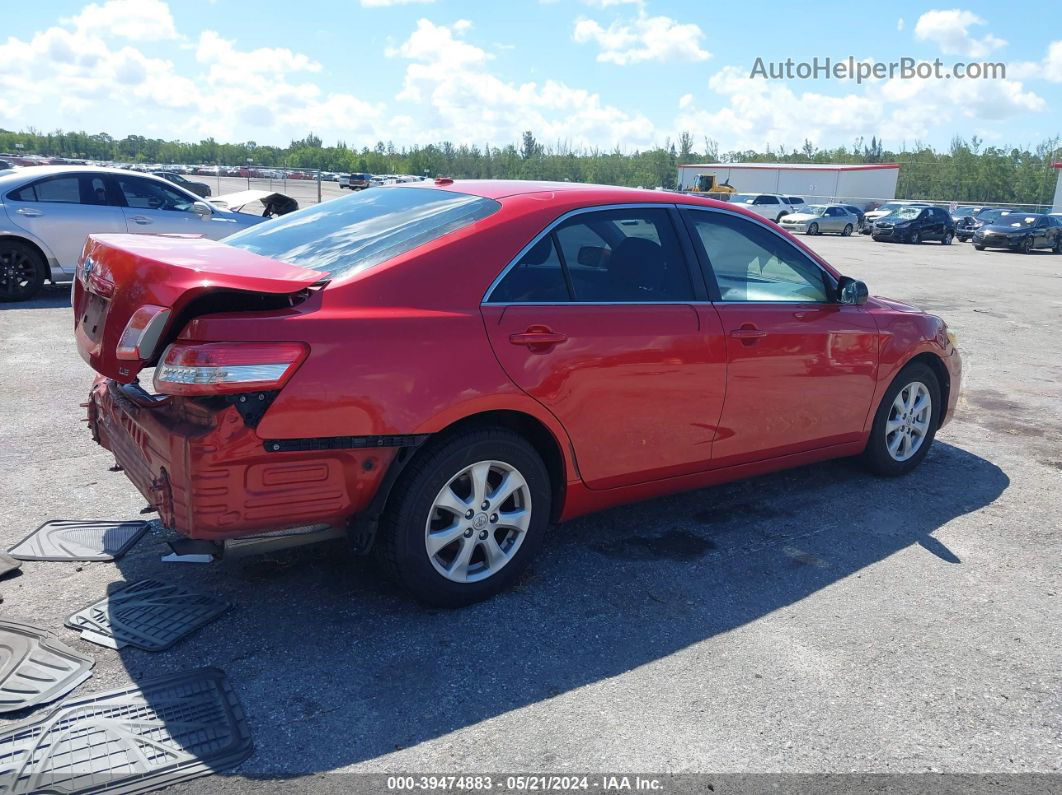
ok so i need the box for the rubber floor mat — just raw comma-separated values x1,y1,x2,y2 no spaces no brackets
0,619,94,713
0,667,252,794
65,579,230,652
8,520,149,562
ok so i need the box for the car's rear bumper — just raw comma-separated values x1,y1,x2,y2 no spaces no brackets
86,377,395,540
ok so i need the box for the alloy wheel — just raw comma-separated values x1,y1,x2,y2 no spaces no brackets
0,247,38,300
425,460,532,583
885,381,932,462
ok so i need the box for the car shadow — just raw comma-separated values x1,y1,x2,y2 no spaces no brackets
104,440,1007,778
4,284,72,309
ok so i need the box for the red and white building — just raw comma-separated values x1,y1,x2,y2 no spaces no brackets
676,162,900,206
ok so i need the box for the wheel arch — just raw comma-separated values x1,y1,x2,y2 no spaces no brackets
417,409,569,522
901,352,951,427
0,234,51,277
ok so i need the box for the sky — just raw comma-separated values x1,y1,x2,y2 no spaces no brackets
1,0,1060,154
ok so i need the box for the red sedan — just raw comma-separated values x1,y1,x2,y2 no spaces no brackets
75,180,961,606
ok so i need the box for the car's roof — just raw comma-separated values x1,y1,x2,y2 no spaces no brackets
0,164,163,185
397,178,730,206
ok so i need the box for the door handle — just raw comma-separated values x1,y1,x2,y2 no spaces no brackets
509,327,568,349
15,207,42,217
730,327,767,339
130,215,153,225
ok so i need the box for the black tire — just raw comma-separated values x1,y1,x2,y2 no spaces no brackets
912,230,922,244
942,231,953,245
776,212,787,223
842,224,853,237
807,223,819,236
375,427,551,607
1054,236,1062,254
861,362,941,477
974,244,986,251
1021,236,1033,254
0,240,46,302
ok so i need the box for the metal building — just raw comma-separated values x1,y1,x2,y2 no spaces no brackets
1052,162,1062,212
676,162,900,207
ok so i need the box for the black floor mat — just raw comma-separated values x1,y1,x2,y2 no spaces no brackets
65,579,231,652
8,520,149,562
0,619,94,713
0,667,252,793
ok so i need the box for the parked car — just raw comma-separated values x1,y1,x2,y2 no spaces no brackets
861,201,931,234
343,173,373,190
778,204,858,236
872,205,955,244
957,207,1015,242
151,171,212,198
75,180,961,606
726,193,802,222
837,204,867,232
0,166,267,300
785,196,806,210
972,213,1062,253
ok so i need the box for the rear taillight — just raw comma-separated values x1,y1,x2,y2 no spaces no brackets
116,306,171,361
153,342,308,396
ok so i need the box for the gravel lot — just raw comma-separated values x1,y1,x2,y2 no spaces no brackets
0,230,1059,789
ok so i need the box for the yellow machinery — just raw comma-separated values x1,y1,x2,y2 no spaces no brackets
685,174,736,198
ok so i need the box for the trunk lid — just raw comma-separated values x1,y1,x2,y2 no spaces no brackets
73,234,326,382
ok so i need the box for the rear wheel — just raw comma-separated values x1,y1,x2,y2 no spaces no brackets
862,362,940,477
841,224,853,237
942,231,953,245
0,240,46,302
376,427,551,607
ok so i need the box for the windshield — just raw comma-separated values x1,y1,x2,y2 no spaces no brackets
976,208,1005,222
1004,215,1041,227
888,207,923,220
729,194,756,204
224,187,500,279
805,205,828,215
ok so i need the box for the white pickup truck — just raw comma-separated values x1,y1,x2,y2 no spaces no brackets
725,193,804,223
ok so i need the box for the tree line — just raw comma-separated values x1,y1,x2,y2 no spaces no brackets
2,128,1059,207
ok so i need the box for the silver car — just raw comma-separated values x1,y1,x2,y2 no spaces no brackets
0,166,266,301
779,204,858,236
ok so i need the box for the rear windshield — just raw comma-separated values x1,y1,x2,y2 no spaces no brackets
224,187,500,279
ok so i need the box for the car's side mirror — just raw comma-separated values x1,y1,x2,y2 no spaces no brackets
191,201,212,218
837,276,869,305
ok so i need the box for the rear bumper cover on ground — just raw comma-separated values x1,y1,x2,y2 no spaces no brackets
86,377,395,540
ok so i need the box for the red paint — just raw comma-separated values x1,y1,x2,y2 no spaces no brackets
79,181,961,541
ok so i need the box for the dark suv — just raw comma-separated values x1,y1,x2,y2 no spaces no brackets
343,172,372,191
872,205,956,244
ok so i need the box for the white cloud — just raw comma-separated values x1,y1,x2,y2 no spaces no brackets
897,18,905,32
1011,40,1062,82
678,92,693,109
913,9,1006,58
386,18,655,146
573,13,710,65
686,61,1045,151
360,0,436,6
0,0,381,144
64,0,179,41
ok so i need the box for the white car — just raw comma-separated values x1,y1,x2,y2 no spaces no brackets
0,166,268,301
726,193,802,223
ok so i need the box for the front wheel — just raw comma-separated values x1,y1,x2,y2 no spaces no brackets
841,224,853,237
862,362,940,477
1054,237,1062,254
807,223,819,236
1021,236,1033,254
0,240,46,302
376,427,551,607
974,244,986,251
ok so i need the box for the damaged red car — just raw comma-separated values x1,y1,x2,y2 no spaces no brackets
76,180,961,606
